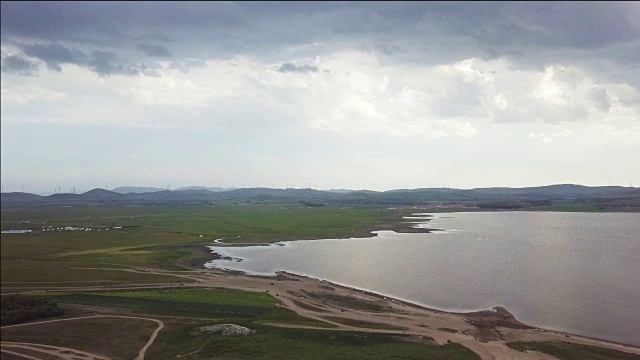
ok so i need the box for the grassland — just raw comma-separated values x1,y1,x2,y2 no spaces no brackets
506,341,640,360
1,204,410,288
1,286,482,359
47,287,334,328
1,315,160,360
0,204,489,359
150,324,480,360
3,203,636,359
93,288,276,307
0,204,405,242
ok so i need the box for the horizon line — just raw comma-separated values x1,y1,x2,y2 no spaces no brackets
1,182,638,196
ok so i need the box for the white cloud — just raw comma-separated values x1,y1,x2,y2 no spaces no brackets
2,51,638,140
1,85,66,104
527,132,552,143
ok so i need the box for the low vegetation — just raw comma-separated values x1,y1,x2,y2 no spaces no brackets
54,288,332,328
150,323,480,360
300,290,394,313
1,315,159,360
95,288,276,308
1,296,64,326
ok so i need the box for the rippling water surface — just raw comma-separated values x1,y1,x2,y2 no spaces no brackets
207,211,640,345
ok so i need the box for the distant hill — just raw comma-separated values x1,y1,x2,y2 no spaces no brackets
0,192,43,203
2,185,638,208
114,186,231,193
113,186,166,194
175,186,229,192
472,184,637,199
82,189,124,201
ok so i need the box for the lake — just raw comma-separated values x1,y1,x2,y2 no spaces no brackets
206,211,640,346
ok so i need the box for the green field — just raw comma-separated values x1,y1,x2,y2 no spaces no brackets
2,288,479,360
94,288,276,308
150,325,481,360
0,204,404,242
47,287,332,328
2,314,480,360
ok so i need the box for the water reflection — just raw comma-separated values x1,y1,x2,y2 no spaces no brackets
206,212,640,346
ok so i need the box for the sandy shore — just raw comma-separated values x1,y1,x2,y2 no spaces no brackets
189,267,640,360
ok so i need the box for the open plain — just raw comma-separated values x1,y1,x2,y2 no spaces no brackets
2,204,639,359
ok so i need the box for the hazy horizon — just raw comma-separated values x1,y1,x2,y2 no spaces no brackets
2,182,637,197
2,2,639,194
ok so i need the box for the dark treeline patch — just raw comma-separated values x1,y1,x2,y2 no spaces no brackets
1,296,64,326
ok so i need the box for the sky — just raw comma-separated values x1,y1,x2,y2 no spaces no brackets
1,2,639,194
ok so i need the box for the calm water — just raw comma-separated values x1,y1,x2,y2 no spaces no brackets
206,212,640,345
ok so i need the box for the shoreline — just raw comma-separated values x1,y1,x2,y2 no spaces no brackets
197,238,640,350
199,267,640,353
273,271,640,349
188,212,640,352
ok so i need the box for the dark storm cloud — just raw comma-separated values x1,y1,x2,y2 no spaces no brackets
22,43,86,71
1,2,638,80
88,50,142,77
4,42,153,77
1,54,39,75
169,59,207,73
2,2,636,49
0,2,242,42
138,43,172,57
277,63,319,73
503,2,638,49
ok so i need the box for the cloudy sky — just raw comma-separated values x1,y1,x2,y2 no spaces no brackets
1,2,639,193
